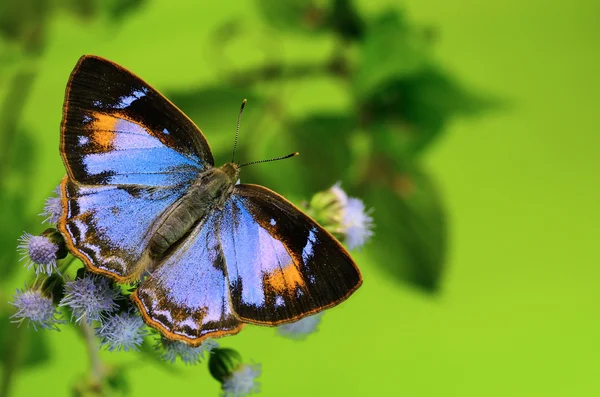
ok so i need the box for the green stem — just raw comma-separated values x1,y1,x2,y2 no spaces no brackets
0,324,24,397
228,57,349,86
80,319,104,386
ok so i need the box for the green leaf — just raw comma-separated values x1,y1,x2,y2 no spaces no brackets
255,0,328,34
327,0,364,40
245,113,356,198
0,128,38,281
364,67,497,158
167,85,265,165
354,10,429,99
364,166,446,291
101,0,147,21
0,0,49,48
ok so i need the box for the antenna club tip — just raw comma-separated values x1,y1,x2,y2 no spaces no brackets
294,152,300,156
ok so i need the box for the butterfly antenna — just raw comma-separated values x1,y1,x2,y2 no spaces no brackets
239,152,299,168
231,98,247,163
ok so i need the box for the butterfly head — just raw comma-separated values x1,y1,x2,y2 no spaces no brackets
219,162,241,185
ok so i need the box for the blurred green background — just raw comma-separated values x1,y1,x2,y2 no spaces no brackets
1,0,599,396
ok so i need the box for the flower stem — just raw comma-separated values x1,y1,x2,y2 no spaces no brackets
0,323,24,397
80,318,104,386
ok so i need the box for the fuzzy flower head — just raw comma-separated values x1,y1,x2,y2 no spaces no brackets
308,182,374,250
159,338,219,365
342,197,374,250
277,313,323,340
40,185,63,224
18,232,59,276
209,348,261,397
222,364,262,397
60,273,119,324
10,288,63,331
96,311,147,352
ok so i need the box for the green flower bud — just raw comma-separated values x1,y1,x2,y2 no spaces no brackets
209,348,243,383
41,227,68,260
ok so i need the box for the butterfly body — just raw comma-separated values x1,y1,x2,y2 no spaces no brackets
58,55,362,345
149,162,239,259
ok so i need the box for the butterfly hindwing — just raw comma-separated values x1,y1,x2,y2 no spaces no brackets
59,177,189,282
219,184,362,325
132,211,244,345
60,55,213,187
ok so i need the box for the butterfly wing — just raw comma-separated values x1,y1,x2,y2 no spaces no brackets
59,177,189,281
132,211,244,345
219,184,362,325
60,55,213,187
58,55,213,282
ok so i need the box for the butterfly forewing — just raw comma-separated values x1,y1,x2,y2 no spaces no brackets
60,55,214,187
219,184,362,324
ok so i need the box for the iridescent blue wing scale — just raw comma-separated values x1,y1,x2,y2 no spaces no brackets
58,55,213,282
60,55,213,187
59,177,187,281
219,184,362,325
131,212,244,345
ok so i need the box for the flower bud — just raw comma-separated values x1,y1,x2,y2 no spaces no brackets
209,348,261,397
306,182,374,250
18,228,67,276
10,279,64,331
40,185,63,225
60,271,119,324
96,311,147,352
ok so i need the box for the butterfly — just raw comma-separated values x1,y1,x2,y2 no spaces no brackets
57,55,362,346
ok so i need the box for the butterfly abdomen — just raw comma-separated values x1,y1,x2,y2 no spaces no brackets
148,164,239,259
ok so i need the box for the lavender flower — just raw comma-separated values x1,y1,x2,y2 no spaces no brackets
342,197,374,250
222,364,262,397
96,311,147,352
18,232,59,276
309,182,374,250
60,273,119,324
209,348,262,397
159,338,219,365
277,313,323,340
40,185,63,224
10,288,63,330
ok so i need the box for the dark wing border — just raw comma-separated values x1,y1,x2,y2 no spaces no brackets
60,54,214,184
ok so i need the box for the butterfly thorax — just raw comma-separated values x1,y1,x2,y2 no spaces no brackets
148,162,240,259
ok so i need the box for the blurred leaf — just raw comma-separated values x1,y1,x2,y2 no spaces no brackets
0,0,48,52
244,113,356,198
72,364,131,397
0,316,51,368
256,0,328,33
354,10,429,99
363,166,446,291
327,0,364,40
101,0,147,21
363,67,496,158
59,0,96,20
290,113,355,192
0,129,38,281
167,85,265,165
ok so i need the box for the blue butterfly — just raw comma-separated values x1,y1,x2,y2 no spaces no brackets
57,55,362,345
